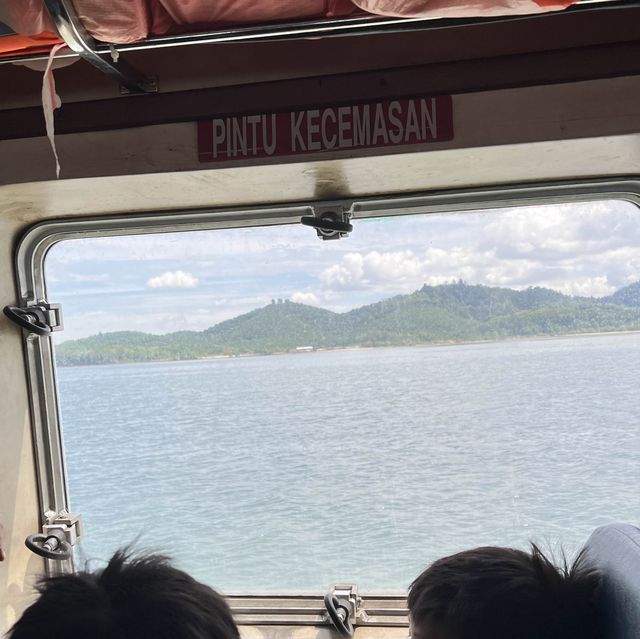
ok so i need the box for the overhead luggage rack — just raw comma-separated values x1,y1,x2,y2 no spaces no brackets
0,0,636,75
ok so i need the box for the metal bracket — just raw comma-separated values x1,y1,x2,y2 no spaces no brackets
43,0,155,94
301,205,353,241
43,511,83,546
120,75,159,95
3,302,63,336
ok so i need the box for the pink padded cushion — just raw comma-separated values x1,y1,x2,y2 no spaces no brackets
353,0,576,18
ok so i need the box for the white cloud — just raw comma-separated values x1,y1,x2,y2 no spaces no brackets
313,208,640,300
320,253,365,288
291,291,320,305
147,271,199,289
318,249,494,292
361,250,423,282
547,276,615,298
481,201,640,261
46,226,319,265
320,250,441,290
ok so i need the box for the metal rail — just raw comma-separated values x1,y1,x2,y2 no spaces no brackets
42,0,153,93
227,593,408,626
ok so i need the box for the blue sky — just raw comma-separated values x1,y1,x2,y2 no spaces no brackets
45,200,640,342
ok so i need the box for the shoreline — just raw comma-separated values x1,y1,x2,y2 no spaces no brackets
56,329,640,368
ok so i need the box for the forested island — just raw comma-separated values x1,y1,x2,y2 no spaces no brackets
55,280,640,366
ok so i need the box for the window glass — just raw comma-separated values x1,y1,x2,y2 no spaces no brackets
46,200,640,593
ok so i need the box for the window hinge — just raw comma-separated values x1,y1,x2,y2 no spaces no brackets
25,511,82,561
3,302,64,336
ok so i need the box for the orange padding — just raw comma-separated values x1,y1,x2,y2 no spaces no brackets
0,32,63,59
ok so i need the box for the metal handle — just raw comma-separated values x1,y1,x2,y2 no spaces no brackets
301,214,353,233
324,594,354,638
25,530,72,560
3,305,52,336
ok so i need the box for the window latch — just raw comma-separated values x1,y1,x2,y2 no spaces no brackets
25,512,82,561
324,584,361,638
3,302,63,336
301,205,353,240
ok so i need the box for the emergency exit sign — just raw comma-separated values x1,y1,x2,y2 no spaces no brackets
197,95,453,162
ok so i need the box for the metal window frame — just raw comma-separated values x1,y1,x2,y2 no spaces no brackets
13,176,640,622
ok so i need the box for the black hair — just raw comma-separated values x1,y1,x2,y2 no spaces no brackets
9,549,240,639
407,545,600,639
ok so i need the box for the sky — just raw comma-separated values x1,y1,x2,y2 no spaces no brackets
45,200,640,342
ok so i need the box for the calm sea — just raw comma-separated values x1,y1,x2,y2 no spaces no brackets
57,333,640,593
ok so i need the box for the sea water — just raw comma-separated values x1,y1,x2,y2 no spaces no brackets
57,332,640,593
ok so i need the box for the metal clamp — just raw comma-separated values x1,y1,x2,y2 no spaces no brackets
324,585,361,638
301,205,353,241
3,302,63,336
25,512,82,561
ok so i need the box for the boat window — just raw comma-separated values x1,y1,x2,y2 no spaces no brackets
36,196,640,597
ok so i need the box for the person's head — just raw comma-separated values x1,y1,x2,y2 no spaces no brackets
9,549,240,639
408,545,600,639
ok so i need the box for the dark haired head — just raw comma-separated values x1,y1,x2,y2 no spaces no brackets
9,549,240,639
408,545,600,639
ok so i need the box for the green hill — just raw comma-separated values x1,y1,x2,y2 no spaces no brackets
55,281,640,366
605,281,640,307
205,300,338,352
